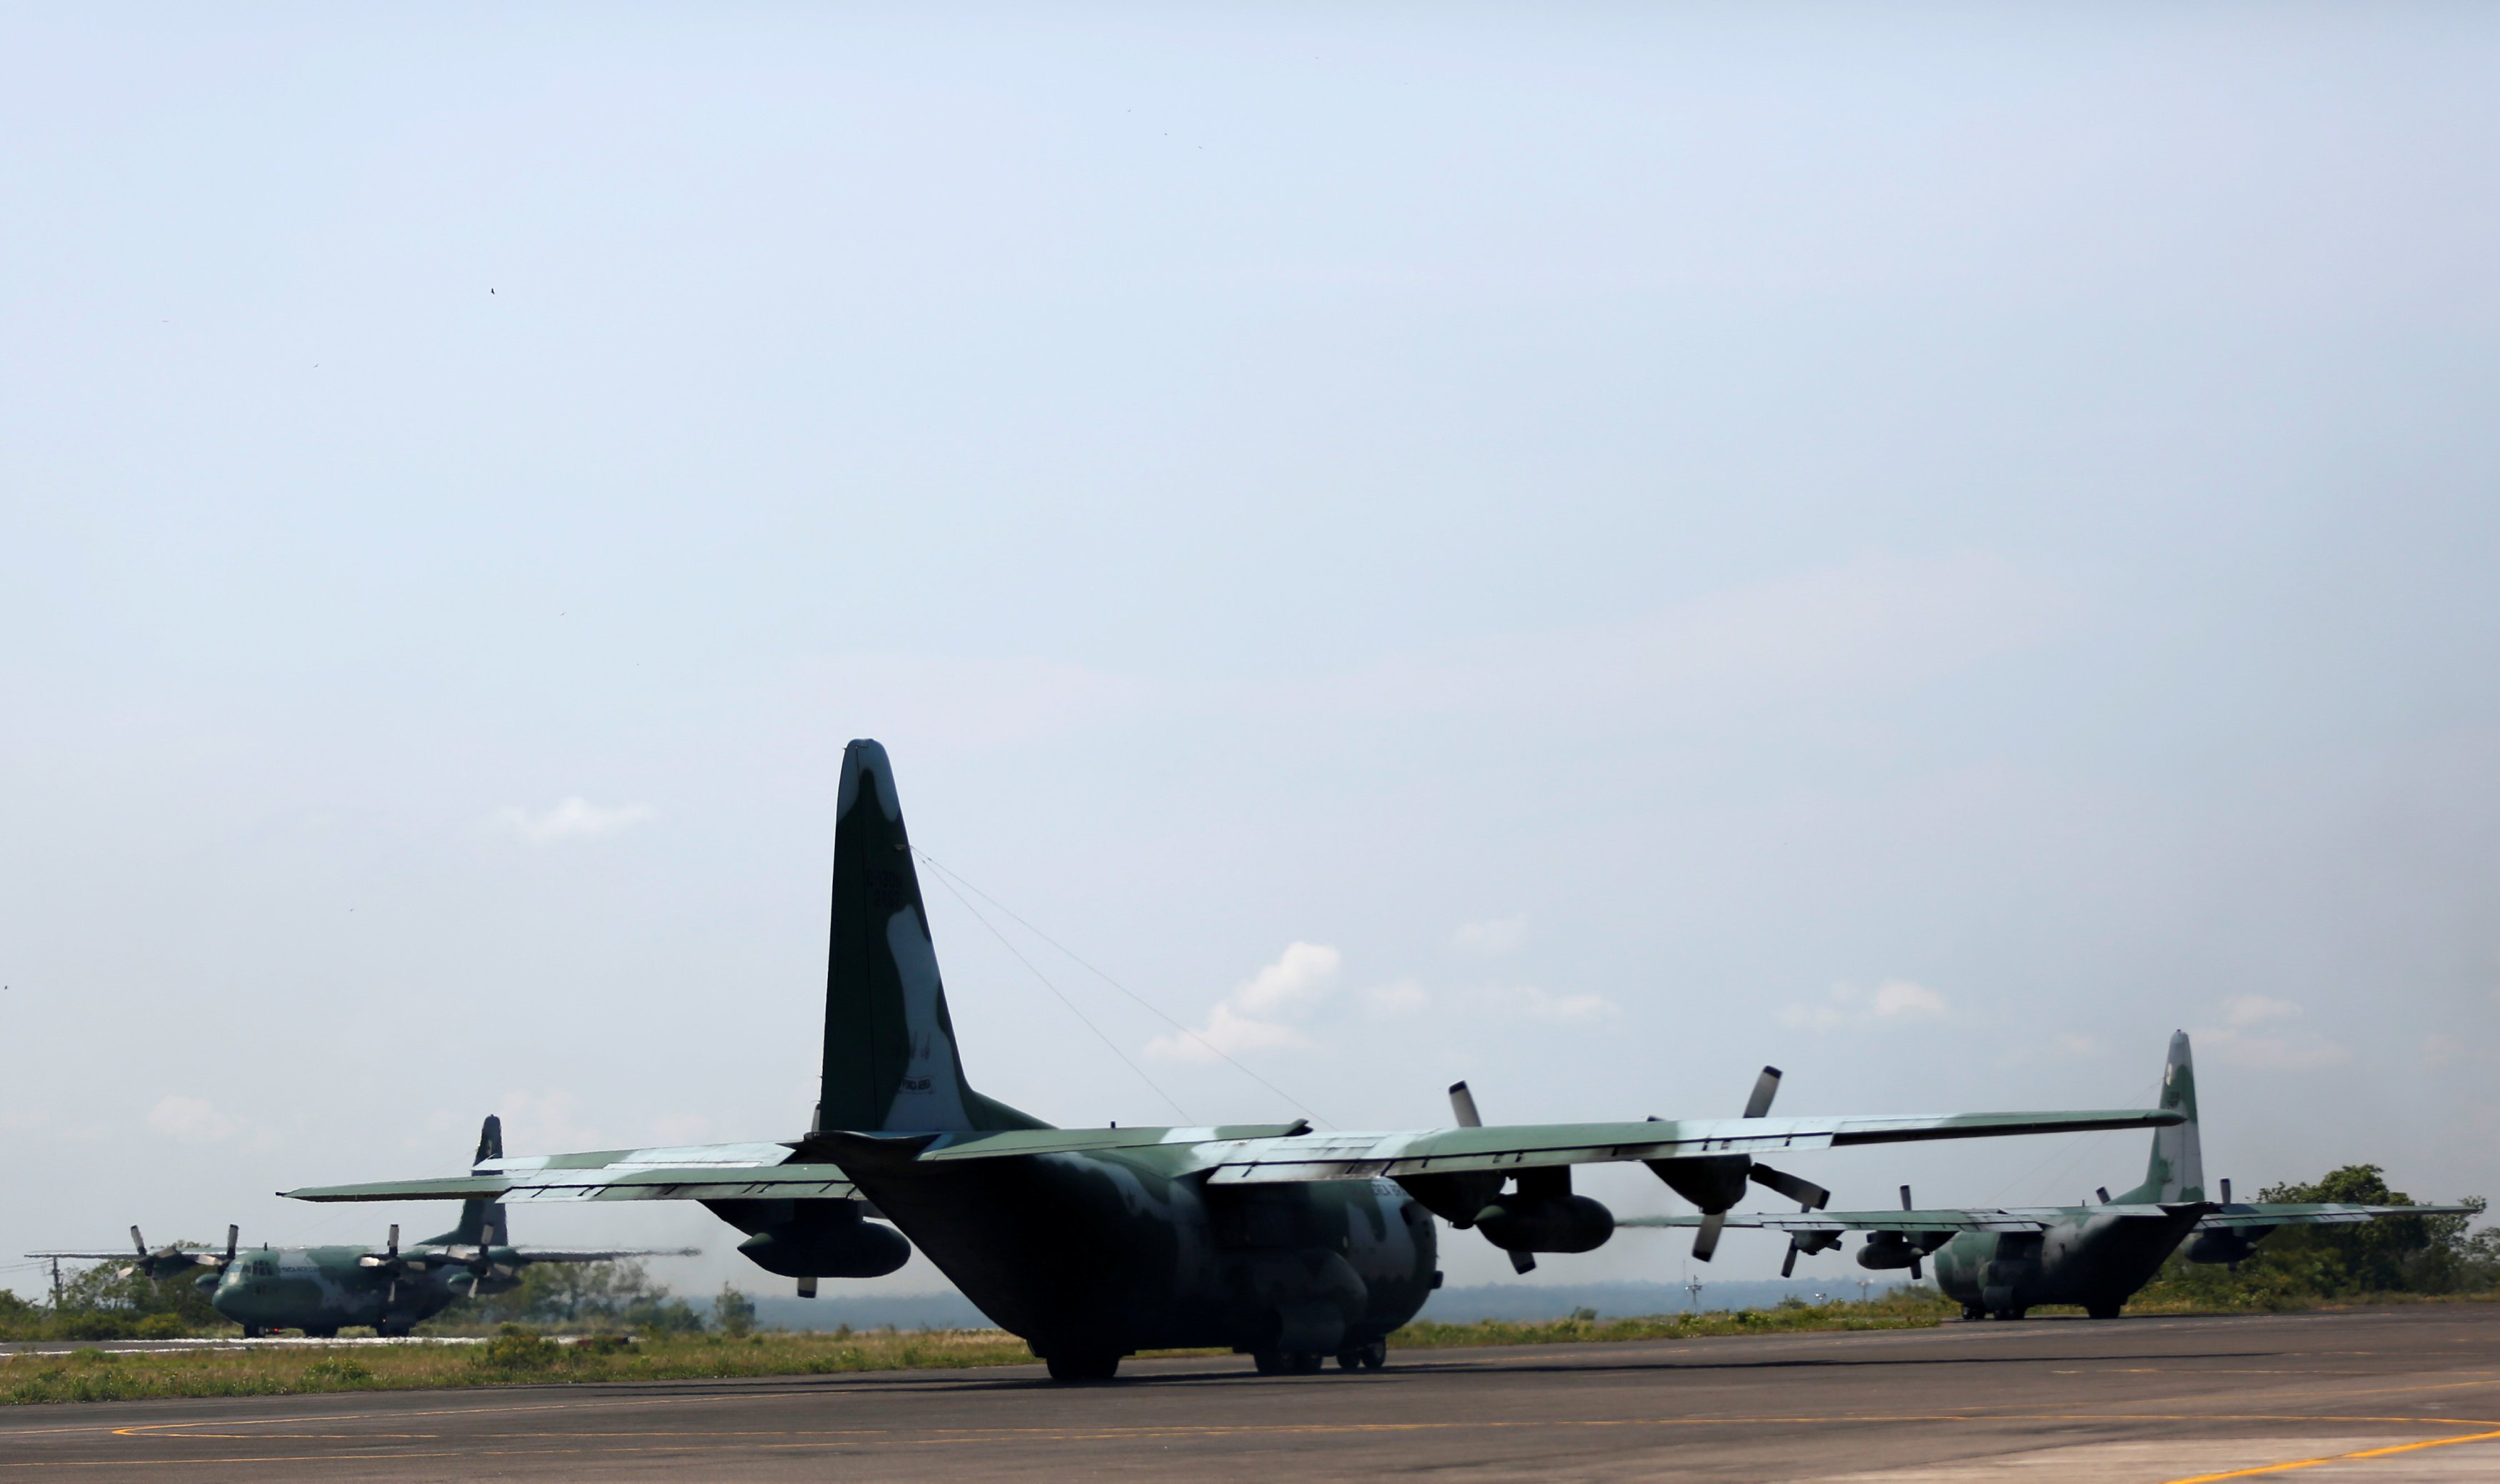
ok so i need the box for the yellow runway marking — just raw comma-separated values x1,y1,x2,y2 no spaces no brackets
2162,1426,2500,1481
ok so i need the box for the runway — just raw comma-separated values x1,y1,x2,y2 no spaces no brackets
5,1307,2496,1481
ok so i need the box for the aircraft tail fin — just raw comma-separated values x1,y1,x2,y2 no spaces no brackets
2117,1031,2204,1203
425,1115,511,1246
814,740,1047,1135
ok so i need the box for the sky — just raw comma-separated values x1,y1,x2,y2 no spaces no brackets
4,4,2497,1303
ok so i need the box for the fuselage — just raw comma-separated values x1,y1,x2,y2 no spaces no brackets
209,1244,515,1335
842,1147,1438,1361
1929,1209,2203,1318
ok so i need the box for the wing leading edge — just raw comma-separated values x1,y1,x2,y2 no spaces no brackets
1619,1200,2480,1236
286,1109,2176,1203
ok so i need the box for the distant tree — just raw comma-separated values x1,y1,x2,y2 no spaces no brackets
2256,1165,2489,1294
40,1253,227,1338
443,1258,703,1334
716,1284,757,1338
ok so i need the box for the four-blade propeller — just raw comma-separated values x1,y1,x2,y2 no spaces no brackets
1447,1081,1541,1274
1686,1067,1833,1263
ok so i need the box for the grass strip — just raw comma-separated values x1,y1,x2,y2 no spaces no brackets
8,1289,2492,1405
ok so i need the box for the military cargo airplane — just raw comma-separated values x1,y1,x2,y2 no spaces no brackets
289,739,2185,1379
1624,1031,2474,1320
36,1117,691,1337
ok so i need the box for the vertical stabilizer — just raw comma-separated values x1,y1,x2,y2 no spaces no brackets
814,740,1046,1135
2119,1031,2204,1203
427,1114,511,1246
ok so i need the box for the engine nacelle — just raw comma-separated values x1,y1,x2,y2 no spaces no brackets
1856,1230,1948,1270
734,1205,911,1279
1645,1155,1752,1215
2185,1228,2269,1266
1473,1194,1615,1255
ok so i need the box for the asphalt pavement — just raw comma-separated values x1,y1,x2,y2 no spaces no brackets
4,1306,2496,1481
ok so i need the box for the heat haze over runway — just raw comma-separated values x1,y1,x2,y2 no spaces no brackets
5,1306,2496,1481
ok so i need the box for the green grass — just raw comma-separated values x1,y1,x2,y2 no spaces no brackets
1391,1289,1957,1350
11,1287,2493,1405
1,1326,1041,1404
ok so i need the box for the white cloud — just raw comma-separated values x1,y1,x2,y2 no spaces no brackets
146,1095,239,1143
647,1113,721,1145
2194,998,2351,1072
1276,551,2074,726
2223,994,2301,1027
1147,943,1342,1061
1362,978,1430,1017
1783,978,1949,1031
491,797,658,843
1451,916,1529,956
494,1090,601,1151
1461,984,1616,1023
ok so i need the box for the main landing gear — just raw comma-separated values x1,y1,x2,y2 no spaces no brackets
1044,1353,1121,1382
1253,1338,1387,1375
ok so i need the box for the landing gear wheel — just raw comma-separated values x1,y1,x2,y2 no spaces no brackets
2085,1303,2122,1320
1960,1304,1986,1322
1359,1338,1387,1370
241,1325,264,1339
1289,1350,1325,1374
377,1322,411,1338
304,1327,339,1339
1990,1308,2026,1323
1253,1350,1284,1375
1045,1353,1121,1382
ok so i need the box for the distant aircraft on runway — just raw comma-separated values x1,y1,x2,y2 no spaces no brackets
1623,1031,2475,1320
287,739,2184,1380
33,1116,691,1337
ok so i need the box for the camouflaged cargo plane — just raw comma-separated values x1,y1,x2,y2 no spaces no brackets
36,1117,689,1336
1624,1031,2474,1320
289,739,2184,1380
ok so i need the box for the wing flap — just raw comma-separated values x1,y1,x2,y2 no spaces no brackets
286,1147,859,1205
2196,1202,2479,1230
1189,1108,2177,1185
1621,1209,2059,1234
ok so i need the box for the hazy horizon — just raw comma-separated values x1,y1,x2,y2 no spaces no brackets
5,4,2497,1304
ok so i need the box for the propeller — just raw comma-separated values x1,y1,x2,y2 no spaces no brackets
459,1222,506,1296
1901,1185,1923,1280
1451,1082,1536,1272
356,1223,412,1303
1686,1067,1832,1263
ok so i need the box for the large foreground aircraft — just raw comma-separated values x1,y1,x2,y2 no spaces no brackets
39,1118,689,1336
1625,1032,2472,1320
291,740,2183,1379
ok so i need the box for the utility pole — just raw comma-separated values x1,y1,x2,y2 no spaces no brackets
49,1258,64,1306
1684,1276,1704,1313
1857,1275,1872,1304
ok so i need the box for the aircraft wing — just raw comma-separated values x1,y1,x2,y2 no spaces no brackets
290,1108,2177,1204
288,1142,858,1204
508,1247,704,1265
832,1106,2180,1183
1165,1109,2175,1185
25,1248,224,1263
1619,1208,2072,1235
2196,1202,2480,1229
